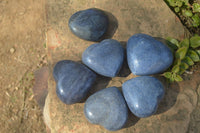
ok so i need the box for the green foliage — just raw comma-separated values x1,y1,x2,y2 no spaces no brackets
179,68,186,75
190,35,200,48
175,46,188,59
182,56,194,66
183,10,193,17
163,71,183,82
172,64,180,73
192,14,200,27
163,72,172,78
187,49,200,62
164,34,200,82
180,38,189,48
180,62,189,69
174,74,183,81
175,7,180,12
196,49,200,55
164,0,200,29
166,37,180,48
193,3,200,12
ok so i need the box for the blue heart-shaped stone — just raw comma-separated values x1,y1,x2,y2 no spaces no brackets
53,60,97,104
82,39,124,77
127,33,173,75
84,87,128,131
68,8,108,41
122,76,165,118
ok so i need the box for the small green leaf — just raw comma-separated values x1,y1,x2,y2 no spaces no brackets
172,65,180,73
174,74,183,82
173,59,181,65
175,7,180,12
175,46,188,59
163,72,172,78
193,3,200,12
166,40,178,51
187,49,200,62
182,0,189,5
190,36,200,48
183,10,193,17
167,0,176,7
195,49,200,55
180,62,189,69
182,56,194,66
176,1,183,7
178,68,186,75
154,37,177,52
166,37,180,48
169,77,175,82
192,14,200,27
180,38,189,48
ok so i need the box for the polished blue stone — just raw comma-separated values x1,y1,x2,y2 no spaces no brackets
53,60,97,104
84,87,128,131
53,60,75,82
122,76,165,118
82,39,124,77
127,33,173,75
68,8,108,41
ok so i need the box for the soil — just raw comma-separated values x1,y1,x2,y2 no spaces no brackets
0,0,47,132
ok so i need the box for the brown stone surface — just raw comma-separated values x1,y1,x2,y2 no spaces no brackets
43,0,200,133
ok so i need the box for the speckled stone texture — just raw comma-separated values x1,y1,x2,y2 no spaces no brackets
68,8,108,41
84,87,128,131
42,0,200,133
122,76,165,118
82,39,124,77
53,60,96,104
127,34,173,75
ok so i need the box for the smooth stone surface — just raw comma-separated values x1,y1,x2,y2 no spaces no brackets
127,33,173,75
68,8,108,41
84,87,128,131
53,60,97,104
122,76,165,118
82,39,124,77
53,60,76,82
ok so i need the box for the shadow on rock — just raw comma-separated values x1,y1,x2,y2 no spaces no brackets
85,75,111,100
120,41,127,48
117,86,140,129
154,37,175,52
99,10,118,41
154,76,180,114
123,110,140,129
117,41,131,77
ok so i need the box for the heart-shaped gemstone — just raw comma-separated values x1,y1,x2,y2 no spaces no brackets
84,87,128,131
68,8,108,41
127,33,173,75
122,76,165,118
53,60,76,82
82,39,124,77
53,60,97,104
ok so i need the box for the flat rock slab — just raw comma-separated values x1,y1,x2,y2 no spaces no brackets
43,0,200,132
